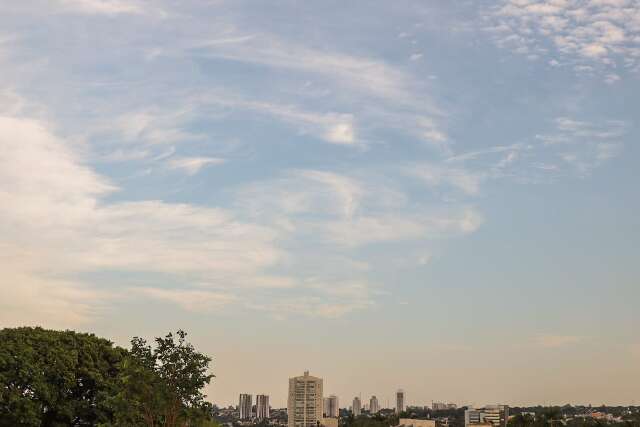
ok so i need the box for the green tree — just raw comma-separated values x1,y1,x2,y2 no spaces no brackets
509,413,535,427
111,330,214,427
0,327,125,427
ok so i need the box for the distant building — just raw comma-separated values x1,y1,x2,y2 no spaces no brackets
396,390,405,414
322,418,339,427
433,402,457,411
370,396,380,414
239,394,253,420
465,406,509,427
398,419,436,427
353,397,362,416
256,394,270,419
288,371,323,427
324,395,339,418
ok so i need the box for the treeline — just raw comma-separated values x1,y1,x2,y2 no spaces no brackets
0,327,217,427
341,413,400,427
508,409,640,427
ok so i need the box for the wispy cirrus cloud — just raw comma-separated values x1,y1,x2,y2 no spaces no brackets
204,96,358,146
194,33,422,105
54,0,166,16
235,169,483,248
536,116,627,175
57,0,144,15
443,116,627,183
167,156,225,175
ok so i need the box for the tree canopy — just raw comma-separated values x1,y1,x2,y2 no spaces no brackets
0,327,125,426
0,327,214,427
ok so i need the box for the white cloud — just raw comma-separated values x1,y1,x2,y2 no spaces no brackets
196,34,417,105
581,42,608,57
58,0,143,15
187,92,360,146
604,72,621,83
0,114,285,325
486,0,640,77
325,122,356,145
167,156,225,175
534,334,583,348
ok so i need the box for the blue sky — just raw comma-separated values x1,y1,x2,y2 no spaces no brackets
0,0,638,407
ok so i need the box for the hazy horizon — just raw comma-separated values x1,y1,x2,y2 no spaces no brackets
1,0,638,409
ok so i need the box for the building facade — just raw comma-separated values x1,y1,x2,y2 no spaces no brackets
239,394,253,420
399,419,436,427
465,405,509,427
396,390,405,414
288,371,323,427
257,394,270,419
353,397,361,417
433,402,457,411
322,418,339,427
323,395,339,418
370,396,379,414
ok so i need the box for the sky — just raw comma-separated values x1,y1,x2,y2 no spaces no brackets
0,0,639,409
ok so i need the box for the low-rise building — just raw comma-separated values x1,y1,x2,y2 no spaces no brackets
465,406,509,427
322,418,339,427
398,419,436,427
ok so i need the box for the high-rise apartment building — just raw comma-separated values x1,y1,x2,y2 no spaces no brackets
396,390,405,414
256,394,270,419
288,371,323,427
323,395,339,418
353,397,361,417
239,394,253,420
370,396,379,414
465,405,509,427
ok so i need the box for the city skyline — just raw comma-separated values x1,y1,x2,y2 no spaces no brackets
0,0,638,410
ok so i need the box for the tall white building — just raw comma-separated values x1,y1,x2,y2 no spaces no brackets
465,405,509,427
353,397,361,417
239,394,253,420
288,371,323,427
396,390,405,414
323,395,339,418
257,394,270,419
370,396,379,414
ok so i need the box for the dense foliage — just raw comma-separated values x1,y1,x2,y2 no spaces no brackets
0,327,214,427
110,330,215,426
0,327,125,426
341,413,400,427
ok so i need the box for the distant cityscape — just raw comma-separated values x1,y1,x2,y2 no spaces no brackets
211,371,640,427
